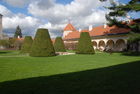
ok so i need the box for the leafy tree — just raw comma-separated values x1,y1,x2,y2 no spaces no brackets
8,38,16,48
14,26,22,38
54,37,66,52
21,36,33,53
100,0,140,32
76,32,95,54
30,28,56,57
14,39,23,50
0,40,9,48
100,0,140,52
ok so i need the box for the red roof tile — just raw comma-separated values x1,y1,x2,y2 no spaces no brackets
64,25,130,40
64,23,77,31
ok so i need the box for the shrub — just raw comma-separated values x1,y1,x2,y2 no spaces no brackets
9,38,16,48
54,37,66,52
0,40,9,48
30,28,56,57
76,32,95,54
21,36,33,53
14,39,23,50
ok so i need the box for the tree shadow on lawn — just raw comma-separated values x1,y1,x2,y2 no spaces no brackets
0,61,140,94
0,51,11,54
121,52,140,56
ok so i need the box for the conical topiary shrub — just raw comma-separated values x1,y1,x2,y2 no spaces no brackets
21,36,33,53
76,32,95,54
30,28,56,57
54,37,66,52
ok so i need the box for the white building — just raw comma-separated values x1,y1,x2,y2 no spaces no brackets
63,23,130,51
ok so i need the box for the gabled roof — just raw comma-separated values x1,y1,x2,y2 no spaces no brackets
64,23,77,31
81,29,89,32
64,25,130,40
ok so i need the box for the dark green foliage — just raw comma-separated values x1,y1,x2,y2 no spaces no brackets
54,37,66,52
101,0,140,31
101,0,140,52
30,28,56,57
76,32,95,54
14,26,22,38
21,36,33,53
128,33,140,43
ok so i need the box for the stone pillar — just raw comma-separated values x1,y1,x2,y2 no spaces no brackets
0,14,3,39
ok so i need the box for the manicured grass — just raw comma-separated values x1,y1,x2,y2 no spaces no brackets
0,51,140,94
0,50,27,56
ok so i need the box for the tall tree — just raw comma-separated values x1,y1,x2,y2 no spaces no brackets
14,26,22,38
100,0,140,32
100,0,140,52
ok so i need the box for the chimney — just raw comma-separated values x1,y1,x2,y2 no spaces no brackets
104,23,107,28
89,25,92,31
127,15,131,23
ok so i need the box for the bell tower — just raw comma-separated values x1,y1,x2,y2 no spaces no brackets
0,14,3,39
63,23,76,38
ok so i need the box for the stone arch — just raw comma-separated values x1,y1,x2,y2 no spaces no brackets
98,40,106,51
93,41,97,49
106,40,114,50
115,39,126,51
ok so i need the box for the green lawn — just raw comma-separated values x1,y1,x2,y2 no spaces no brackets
0,51,140,94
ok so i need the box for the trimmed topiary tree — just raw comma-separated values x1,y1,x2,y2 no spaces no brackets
54,37,66,52
30,28,56,57
21,36,33,53
76,32,95,54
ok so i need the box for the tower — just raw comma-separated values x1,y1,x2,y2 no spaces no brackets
0,14,3,39
63,23,76,38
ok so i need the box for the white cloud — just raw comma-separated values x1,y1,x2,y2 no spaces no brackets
0,5,13,17
0,4,44,37
28,0,109,30
1,0,110,38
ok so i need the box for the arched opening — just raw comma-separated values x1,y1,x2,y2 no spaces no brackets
106,40,114,51
93,41,97,49
115,39,126,51
98,40,105,51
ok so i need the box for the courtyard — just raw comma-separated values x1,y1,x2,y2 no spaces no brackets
0,50,140,94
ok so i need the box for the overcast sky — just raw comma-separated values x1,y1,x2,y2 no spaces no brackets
0,0,139,38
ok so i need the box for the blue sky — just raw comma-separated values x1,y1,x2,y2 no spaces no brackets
0,0,139,38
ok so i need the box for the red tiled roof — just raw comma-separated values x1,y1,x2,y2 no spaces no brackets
64,25,130,40
16,38,24,41
64,23,77,31
65,31,80,39
81,29,89,32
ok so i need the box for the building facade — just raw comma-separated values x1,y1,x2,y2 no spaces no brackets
63,23,130,51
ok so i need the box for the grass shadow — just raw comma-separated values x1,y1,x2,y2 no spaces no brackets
0,61,140,94
0,52,11,54
121,52,140,56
